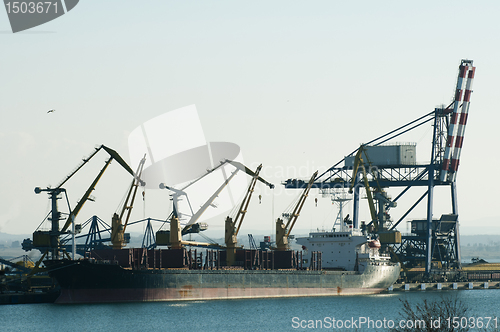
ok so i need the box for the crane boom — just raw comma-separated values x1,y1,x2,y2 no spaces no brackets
183,168,239,232
225,164,269,266
285,170,318,237
122,155,146,232
226,160,274,189
60,145,134,233
61,156,113,233
159,159,239,235
33,144,134,259
349,146,379,231
348,146,399,241
56,145,133,190
276,170,318,251
161,161,273,257
55,147,101,189
111,155,147,249
232,164,263,239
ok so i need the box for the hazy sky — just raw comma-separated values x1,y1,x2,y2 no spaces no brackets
1,1,500,238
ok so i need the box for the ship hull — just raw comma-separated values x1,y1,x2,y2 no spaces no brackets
46,260,400,303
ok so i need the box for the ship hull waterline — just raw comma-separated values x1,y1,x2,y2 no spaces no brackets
47,260,400,304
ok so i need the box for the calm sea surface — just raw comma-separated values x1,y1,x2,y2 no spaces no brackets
1,290,499,331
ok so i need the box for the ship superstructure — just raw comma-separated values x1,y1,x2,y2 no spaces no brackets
298,230,369,270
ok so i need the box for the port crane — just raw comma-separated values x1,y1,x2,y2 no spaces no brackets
275,171,318,251
26,145,135,260
224,164,274,265
109,154,147,249
284,59,475,275
349,146,379,232
348,145,399,242
158,160,274,260
158,159,241,249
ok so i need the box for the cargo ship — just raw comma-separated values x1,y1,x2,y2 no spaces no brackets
44,229,400,303
25,146,399,303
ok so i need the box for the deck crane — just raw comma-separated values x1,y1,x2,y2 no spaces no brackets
111,155,146,249
31,145,134,259
275,171,318,251
159,160,273,255
225,164,274,266
159,160,238,249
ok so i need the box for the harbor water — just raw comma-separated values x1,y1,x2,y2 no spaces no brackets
1,290,499,331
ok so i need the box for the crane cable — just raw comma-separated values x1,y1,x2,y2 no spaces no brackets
271,186,275,243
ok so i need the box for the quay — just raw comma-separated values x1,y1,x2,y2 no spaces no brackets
389,281,500,292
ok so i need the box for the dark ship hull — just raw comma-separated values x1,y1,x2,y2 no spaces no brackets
44,249,400,303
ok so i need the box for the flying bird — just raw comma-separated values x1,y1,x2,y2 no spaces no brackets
47,109,55,113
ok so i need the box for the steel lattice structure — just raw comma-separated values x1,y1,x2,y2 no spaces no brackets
284,60,476,275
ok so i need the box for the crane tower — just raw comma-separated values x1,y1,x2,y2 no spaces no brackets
284,59,476,276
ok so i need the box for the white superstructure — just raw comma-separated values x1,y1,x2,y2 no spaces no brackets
296,228,391,272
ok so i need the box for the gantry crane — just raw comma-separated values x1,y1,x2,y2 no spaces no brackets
283,59,476,275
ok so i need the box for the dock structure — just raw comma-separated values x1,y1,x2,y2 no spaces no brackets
390,281,500,292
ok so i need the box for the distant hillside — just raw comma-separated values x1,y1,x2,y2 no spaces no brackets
460,234,500,263
460,234,500,246
0,232,30,241
0,233,30,260
0,232,29,248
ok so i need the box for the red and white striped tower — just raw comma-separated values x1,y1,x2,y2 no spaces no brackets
439,60,473,182
449,64,475,182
